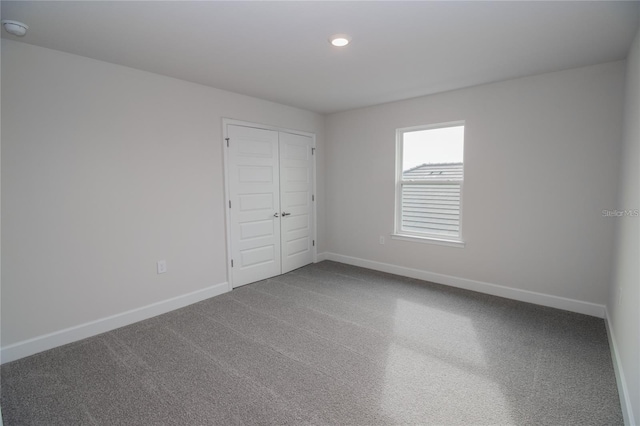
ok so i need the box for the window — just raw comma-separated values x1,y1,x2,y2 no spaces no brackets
394,122,465,245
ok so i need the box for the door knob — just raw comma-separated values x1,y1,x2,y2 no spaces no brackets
282,212,291,216
274,212,279,218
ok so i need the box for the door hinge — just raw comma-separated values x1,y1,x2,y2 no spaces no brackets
312,195,315,202
231,259,234,267
229,200,231,208
312,147,315,155
226,138,230,147
313,240,315,247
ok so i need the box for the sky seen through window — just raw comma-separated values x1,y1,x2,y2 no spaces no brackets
403,125,464,172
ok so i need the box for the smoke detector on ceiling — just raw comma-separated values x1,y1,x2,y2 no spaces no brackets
2,20,29,37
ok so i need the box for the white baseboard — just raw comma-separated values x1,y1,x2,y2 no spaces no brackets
323,253,606,318
1,282,229,364
605,308,636,426
316,252,328,262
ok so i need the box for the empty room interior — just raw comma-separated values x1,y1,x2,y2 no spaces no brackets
1,1,639,425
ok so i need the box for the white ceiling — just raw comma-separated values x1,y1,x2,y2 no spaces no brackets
1,1,639,114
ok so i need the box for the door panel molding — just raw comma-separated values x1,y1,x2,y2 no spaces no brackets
227,124,281,287
279,131,314,274
223,119,316,288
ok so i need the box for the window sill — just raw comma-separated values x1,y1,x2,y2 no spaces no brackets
391,234,466,248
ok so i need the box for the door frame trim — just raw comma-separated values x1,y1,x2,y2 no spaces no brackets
222,118,317,289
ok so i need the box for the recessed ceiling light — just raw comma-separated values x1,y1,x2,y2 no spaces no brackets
329,34,351,47
2,19,28,37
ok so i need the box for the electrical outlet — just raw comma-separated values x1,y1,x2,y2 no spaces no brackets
157,260,167,274
379,236,385,245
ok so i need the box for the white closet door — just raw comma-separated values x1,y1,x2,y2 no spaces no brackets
228,125,281,288
279,132,314,274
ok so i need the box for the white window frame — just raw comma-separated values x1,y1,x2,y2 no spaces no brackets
392,121,466,248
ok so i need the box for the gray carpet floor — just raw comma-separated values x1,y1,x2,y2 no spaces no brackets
1,261,623,425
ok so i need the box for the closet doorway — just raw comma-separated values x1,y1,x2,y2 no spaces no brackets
223,121,316,288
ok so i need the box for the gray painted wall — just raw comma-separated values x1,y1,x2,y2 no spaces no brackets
1,39,325,347
609,27,640,426
325,61,624,306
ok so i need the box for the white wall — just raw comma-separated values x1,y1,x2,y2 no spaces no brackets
608,27,640,426
0,39,325,350
325,61,625,309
